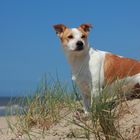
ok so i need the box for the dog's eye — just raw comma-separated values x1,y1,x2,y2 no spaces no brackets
68,35,73,39
81,35,86,39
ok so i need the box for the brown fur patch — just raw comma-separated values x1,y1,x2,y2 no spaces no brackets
104,53,140,84
60,28,72,47
78,28,89,37
79,23,92,32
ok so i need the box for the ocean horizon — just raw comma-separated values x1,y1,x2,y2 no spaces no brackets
0,96,25,116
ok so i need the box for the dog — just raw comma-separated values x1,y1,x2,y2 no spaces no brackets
53,23,140,114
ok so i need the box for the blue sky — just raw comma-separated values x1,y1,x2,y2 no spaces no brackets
0,0,140,96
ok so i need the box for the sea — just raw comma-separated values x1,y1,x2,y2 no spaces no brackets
0,97,25,116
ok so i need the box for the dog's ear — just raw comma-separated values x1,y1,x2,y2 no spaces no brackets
53,24,67,37
79,23,92,33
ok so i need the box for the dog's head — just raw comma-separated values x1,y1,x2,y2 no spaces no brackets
53,24,92,54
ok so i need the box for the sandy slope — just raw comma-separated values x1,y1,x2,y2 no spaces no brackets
0,116,16,140
117,99,140,139
0,112,95,140
0,99,140,140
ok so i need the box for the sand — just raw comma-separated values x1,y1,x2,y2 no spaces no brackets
0,116,16,140
0,99,140,140
0,113,92,140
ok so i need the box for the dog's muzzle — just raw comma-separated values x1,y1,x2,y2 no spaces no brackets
76,41,84,51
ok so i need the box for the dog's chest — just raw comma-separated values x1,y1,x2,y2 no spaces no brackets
72,48,106,92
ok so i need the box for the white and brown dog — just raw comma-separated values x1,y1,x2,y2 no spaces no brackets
53,23,140,113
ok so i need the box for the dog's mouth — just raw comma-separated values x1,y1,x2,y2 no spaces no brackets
75,45,84,51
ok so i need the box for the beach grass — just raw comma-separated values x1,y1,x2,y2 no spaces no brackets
6,76,140,140
7,76,79,139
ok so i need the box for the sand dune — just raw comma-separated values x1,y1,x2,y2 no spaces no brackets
1,99,140,140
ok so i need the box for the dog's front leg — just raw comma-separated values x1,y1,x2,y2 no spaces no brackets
81,93,91,114
76,80,91,114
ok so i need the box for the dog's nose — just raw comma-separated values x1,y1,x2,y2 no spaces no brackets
76,41,84,51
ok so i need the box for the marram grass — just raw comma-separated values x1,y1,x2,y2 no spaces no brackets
7,76,140,140
7,77,78,139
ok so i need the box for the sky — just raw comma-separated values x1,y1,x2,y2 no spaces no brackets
0,0,140,96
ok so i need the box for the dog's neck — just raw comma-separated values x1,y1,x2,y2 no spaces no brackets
64,46,91,80
65,46,89,63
